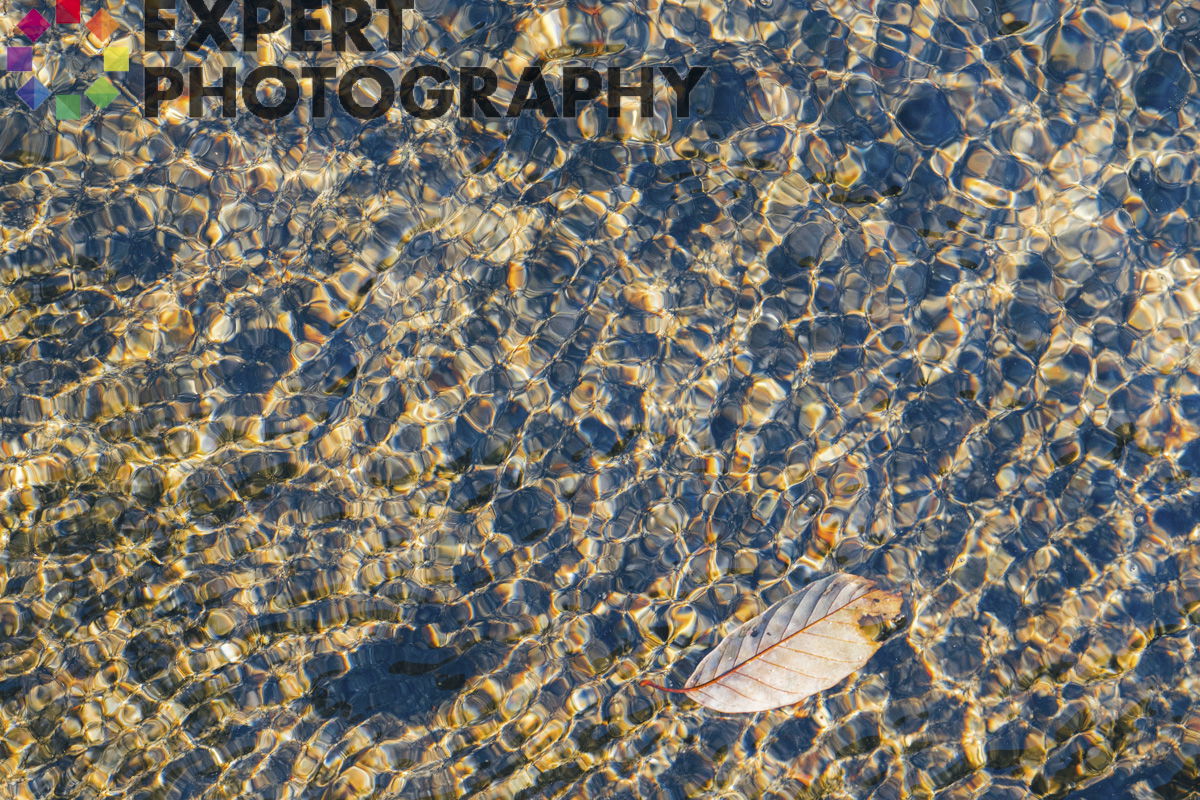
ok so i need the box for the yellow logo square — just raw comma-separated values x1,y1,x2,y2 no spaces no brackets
103,45,129,72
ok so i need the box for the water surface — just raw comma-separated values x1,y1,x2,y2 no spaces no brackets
2,0,1200,798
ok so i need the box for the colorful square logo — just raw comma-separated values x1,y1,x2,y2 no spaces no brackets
16,76,48,109
85,75,117,108
18,10,50,41
57,0,81,23
85,8,116,40
6,4,129,117
103,44,128,71
6,46,33,71
56,93,80,118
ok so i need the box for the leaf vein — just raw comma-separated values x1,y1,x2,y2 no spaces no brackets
736,670,793,694
756,656,826,681
777,643,863,664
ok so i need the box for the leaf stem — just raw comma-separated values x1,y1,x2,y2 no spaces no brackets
640,679,690,694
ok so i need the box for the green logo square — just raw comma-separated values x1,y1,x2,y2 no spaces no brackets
56,94,81,119
85,76,118,108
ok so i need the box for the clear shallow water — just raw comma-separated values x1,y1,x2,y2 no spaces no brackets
3,0,1200,798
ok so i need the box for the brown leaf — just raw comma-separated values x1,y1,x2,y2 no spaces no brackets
643,573,903,713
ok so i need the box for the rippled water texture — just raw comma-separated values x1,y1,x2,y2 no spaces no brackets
4,0,1200,797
